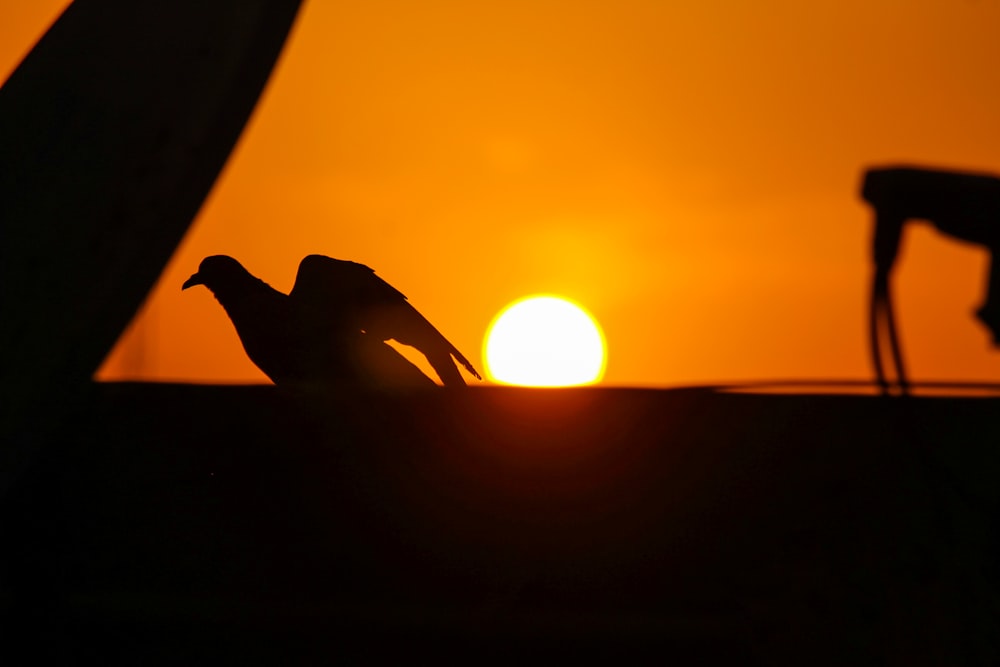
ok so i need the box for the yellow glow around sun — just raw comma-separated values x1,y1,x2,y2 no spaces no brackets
484,295,606,387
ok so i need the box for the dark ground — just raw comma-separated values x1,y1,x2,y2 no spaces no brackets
2,383,999,664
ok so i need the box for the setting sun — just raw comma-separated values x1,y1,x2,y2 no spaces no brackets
484,296,606,387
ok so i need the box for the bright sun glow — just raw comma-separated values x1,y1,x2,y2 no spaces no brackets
484,295,606,387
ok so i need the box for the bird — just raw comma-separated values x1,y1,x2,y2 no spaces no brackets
182,254,482,389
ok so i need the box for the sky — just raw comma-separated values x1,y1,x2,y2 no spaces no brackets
5,0,1000,387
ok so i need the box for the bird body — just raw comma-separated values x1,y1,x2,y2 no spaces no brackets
183,255,480,388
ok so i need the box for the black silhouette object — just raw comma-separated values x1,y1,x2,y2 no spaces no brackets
0,1,302,493
182,255,482,388
861,165,1000,392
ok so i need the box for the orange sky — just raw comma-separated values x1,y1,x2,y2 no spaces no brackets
6,0,1000,387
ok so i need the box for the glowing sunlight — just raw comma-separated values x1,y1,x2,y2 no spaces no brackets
484,296,606,387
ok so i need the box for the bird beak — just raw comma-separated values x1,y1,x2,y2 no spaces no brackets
182,273,203,290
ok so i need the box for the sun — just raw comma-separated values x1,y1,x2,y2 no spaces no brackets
484,295,607,387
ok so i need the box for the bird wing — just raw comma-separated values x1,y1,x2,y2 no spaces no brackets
289,254,404,320
290,255,481,385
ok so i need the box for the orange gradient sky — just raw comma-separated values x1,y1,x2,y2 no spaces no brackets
5,0,1000,387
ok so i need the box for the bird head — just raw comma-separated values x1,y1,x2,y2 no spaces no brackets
182,255,252,294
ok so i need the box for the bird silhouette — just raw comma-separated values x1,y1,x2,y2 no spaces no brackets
182,255,481,388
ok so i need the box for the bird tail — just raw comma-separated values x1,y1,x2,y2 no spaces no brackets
449,347,482,381
381,302,483,383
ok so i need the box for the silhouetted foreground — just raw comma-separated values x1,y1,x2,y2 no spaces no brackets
184,255,481,387
0,0,300,391
862,165,1000,393
3,384,998,665
0,0,302,495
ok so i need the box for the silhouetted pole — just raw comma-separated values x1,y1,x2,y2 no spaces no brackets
861,165,1000,393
